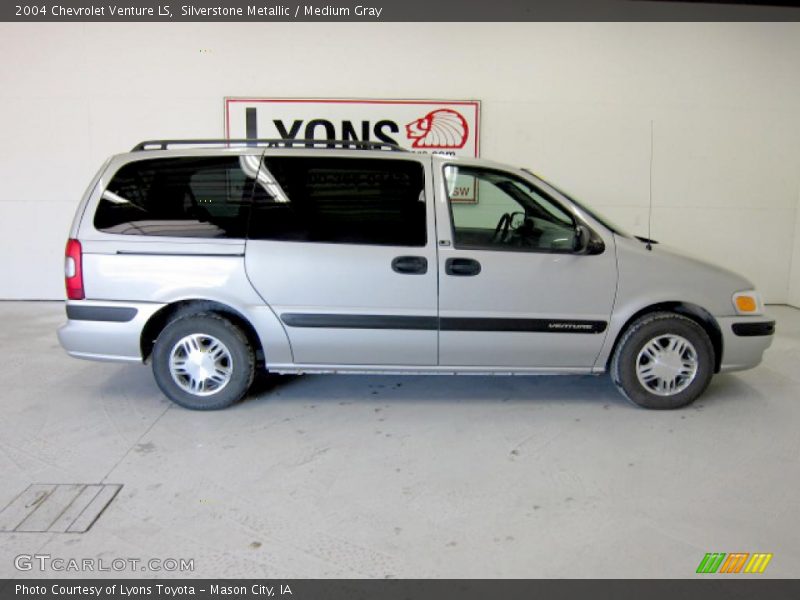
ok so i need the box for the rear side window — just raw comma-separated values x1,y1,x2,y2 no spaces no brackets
248,157,426,246
94,156,258,238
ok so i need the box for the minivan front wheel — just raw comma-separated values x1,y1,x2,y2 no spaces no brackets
611,312,714,409
152,313,255,410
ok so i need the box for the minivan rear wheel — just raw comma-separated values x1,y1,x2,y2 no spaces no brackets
611,312,714,409
152,313,255,410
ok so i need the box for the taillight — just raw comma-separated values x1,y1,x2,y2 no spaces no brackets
65,238,84,300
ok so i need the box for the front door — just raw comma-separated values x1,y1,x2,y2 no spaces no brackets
434,162,617,369
245,153,438,366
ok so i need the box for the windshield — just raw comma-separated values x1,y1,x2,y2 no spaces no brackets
522,169,631,237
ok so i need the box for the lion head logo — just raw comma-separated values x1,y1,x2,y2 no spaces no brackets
405,109,469,149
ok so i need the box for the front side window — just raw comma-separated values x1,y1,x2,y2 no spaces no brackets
248,157,426,246
445,165,577,252
94,156,258,238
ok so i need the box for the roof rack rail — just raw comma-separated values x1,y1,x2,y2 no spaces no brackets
131,139,408,152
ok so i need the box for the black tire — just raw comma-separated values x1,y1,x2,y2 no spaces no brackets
151,312,255,410
610,312,714,409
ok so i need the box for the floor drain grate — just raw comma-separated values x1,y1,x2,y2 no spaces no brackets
0,484,122,533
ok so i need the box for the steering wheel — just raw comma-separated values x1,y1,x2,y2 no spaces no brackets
492,212,527,243
492,213,512,243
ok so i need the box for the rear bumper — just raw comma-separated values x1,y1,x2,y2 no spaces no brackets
717,315,775,373
57,300,165,363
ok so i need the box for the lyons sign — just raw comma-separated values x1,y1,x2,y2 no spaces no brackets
224,98,481,201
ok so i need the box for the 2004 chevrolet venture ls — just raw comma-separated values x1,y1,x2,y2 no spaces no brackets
58,139,775,410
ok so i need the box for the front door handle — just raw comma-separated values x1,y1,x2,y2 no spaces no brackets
392,256,428,275
445,258,481,276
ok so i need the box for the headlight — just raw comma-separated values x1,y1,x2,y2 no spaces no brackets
732,291,763,315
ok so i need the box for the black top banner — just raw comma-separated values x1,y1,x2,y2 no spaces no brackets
3,0,800,22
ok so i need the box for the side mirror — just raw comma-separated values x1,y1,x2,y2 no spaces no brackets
573,225,605,255
573,225,589,253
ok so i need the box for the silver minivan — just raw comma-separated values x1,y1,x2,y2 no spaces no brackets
58,139,775,410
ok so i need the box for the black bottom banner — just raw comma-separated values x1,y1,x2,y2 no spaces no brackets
1,579,799,600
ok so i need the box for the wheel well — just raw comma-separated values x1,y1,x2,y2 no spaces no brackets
140,300,265,367
607,302,723,373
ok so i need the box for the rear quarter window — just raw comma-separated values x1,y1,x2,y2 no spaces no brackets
93,156,257,238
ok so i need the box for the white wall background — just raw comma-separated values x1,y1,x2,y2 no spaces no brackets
1,22,799,304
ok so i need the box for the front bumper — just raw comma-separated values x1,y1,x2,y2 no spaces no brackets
57,300,165,363
717,314,775,373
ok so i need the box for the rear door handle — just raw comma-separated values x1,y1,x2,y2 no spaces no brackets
445,258,481,276
392,256,428,275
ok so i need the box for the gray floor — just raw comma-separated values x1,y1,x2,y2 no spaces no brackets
0,302,798,579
